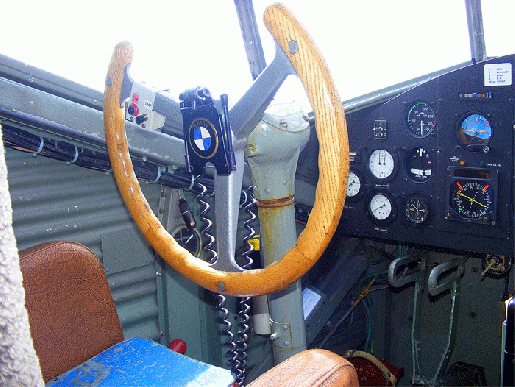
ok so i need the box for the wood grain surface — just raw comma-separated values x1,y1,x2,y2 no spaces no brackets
103,3,348,297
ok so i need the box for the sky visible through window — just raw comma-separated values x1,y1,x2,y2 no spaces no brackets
1,1,514,111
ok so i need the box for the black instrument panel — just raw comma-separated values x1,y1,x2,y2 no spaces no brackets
337,55,515,256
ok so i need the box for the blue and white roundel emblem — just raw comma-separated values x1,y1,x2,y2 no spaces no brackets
189,118,218,158
193,126,212,151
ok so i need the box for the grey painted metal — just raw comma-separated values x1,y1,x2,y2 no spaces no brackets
0,53,104,111
245,106,310,364
260,206,306,364
246,107,309,200
430,280,461,385
304,239,368,346
234,0,267,81
212,150,245,273
229,46,294,151
213,47,294,272
5,148,165,342
465,0,487,63
156,188,221,364
427,259,465,296
388,255,426,288
0,77,186,168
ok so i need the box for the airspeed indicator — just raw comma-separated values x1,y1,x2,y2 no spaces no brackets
406,101,436,138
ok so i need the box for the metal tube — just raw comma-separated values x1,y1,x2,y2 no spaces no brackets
246,105,310,364
234,0,267,80
464,0,487,63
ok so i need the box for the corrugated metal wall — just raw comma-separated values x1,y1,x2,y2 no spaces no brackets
6,148,164,341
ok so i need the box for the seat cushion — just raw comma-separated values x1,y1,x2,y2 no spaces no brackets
248,349,359,387
45,338,234,386
20,241,124,382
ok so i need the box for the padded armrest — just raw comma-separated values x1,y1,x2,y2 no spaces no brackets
248,349,359,387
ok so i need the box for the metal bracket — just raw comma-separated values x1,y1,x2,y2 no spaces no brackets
270,320,293,348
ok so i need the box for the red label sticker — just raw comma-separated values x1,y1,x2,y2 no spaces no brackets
132,93,139,103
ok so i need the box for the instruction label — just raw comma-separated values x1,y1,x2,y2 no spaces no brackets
484,63,512,86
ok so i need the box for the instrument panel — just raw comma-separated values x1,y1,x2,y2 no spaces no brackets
337,55,515,256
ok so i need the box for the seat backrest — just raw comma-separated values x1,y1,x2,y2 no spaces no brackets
19,241,124,383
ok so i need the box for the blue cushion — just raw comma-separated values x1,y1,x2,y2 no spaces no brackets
45,338,234,387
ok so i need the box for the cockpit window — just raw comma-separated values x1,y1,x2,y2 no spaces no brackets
0,1,511,104
482,1,515,58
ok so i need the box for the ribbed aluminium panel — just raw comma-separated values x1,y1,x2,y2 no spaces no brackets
6,148,164,341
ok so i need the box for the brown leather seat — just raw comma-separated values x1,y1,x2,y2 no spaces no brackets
19,241,124,383
20,241,358,386
249,348,359,387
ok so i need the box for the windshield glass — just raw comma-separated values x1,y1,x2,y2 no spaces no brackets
0,1,511,107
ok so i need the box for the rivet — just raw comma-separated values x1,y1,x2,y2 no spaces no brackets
288,40,299,54
218,282,226,291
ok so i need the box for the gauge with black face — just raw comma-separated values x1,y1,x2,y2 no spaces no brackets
173,227,201,257
367,191,397,225
404,194,430,227
406,101,436,138
449,180,493,220
458,113,492,152
404,147,434,182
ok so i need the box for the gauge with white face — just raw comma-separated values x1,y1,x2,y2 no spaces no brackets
369,193,392,220
367,191,397,227
347,170,361,199
369,149,395,180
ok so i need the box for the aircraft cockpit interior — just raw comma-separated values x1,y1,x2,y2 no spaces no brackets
0,1,514,386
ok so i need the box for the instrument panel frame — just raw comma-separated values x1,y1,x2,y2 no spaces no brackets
336,55,515,257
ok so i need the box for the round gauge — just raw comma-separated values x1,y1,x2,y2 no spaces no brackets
481,254,512,278
369,149,395,180
368,191,396,224
346,170,362,201
449,180,493,220
172,227,201,257
458,113,492,151
406,101,436,138
404,194,430,227
404,147,434,182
